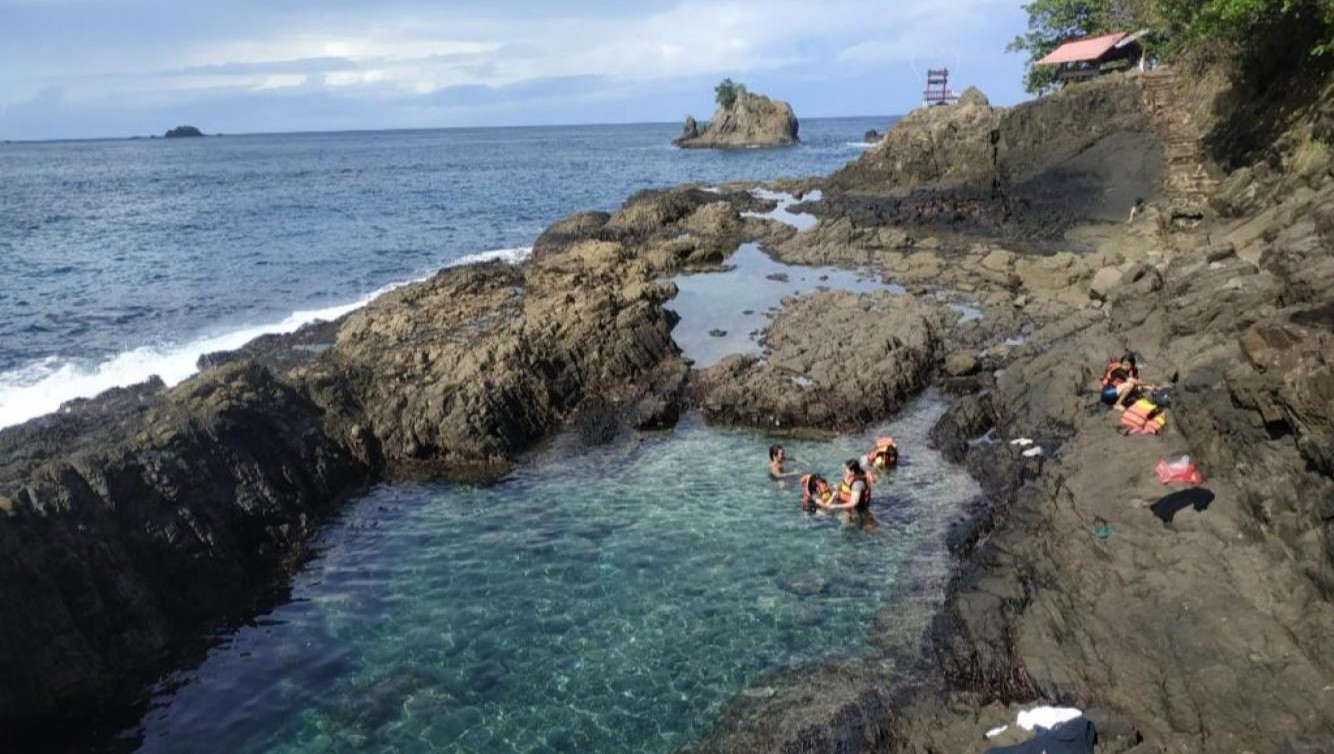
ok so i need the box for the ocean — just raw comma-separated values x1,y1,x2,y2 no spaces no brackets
0,118,887,428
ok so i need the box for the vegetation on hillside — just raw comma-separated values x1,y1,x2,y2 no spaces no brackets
714,79,748,110
1009,0,1334,93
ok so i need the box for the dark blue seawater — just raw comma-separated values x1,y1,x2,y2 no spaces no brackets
0,118,889,427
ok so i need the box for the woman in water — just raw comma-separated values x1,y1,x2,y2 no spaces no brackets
819,459,877,531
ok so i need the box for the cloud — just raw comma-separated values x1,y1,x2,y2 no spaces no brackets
0,0,1029,138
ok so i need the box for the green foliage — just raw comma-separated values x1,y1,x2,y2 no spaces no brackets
1007,0,1124,93
714,78,748,110
1156,0,1334,56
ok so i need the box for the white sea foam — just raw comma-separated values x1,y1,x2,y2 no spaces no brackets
0,247,532,430
845,141,877,148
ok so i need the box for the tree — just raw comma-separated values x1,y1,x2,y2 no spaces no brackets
714,78,748,110
1003,0,1141,92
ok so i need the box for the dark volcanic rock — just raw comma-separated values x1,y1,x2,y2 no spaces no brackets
692,290,946,433
825,75,1162,237
0,193,710,741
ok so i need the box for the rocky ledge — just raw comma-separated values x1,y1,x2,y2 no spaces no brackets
682,70,1334,754
0,185,772,742
675,90,800,149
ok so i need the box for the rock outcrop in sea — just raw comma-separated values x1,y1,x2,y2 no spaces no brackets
163,125,204,138
674,90,799,149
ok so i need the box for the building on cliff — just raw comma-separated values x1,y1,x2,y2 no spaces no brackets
1037,30,1149,83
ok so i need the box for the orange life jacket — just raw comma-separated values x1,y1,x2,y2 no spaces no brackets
867,436,898,468
1101,361,1138,388
1121,398,1167,435
800,474,831,511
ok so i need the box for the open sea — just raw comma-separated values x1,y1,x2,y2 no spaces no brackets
0,118,889,428
0,117,986,754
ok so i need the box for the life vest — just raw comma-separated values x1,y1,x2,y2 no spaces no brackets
1104,360,1125,387
867,436,899,468
838,476,872,511
1121,398,1167,435
800,475,832,512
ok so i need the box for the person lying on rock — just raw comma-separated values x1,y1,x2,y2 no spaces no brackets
1099,353,1148,412
817,459,878,531
768,444,806,480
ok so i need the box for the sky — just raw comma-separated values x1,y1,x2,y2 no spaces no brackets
0,0,1031,140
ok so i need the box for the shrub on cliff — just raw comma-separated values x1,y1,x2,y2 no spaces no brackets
714,78,748,110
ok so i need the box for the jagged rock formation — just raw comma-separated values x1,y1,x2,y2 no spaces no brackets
0,186,768,743
674,91,799,149
163,125,204,138
827,76,1163,236
685,69,1334,754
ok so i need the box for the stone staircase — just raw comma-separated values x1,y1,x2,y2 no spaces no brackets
1140,68,1218,220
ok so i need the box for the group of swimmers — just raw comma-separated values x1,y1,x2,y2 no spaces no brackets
767,438,899,531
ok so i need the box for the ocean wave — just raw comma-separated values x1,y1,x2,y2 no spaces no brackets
0,246,533,430
845,141,876,148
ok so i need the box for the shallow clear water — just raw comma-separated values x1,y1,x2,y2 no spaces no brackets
670,243,888,367
0,118,892,427
127,395,977,754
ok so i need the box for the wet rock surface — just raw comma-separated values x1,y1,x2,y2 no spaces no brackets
691,290,947,433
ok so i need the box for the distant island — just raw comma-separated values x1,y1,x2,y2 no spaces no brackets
164,125,205,138
674,79,799,149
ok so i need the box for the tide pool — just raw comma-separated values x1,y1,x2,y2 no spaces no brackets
126,395,977,754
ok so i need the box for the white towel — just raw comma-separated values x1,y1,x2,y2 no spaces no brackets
1016,705,1082,731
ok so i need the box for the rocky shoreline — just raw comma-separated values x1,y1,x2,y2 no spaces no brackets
2,65,1332,753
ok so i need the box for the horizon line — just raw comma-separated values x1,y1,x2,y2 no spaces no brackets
1,113,903,145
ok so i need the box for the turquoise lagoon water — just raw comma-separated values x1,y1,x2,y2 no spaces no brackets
127,397,978,754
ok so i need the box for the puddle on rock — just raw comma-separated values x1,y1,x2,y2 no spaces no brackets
669,243,888,367
741,189,823,232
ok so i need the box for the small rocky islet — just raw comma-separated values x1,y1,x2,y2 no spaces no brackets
3,57,1334,754
674,81,800,149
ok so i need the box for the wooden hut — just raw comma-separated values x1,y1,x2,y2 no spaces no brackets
1036,30,1147,82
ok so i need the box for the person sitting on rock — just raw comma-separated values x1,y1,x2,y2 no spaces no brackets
799,474,833,514
1100,353,1146,412
818,459,878,531
768,444,804,480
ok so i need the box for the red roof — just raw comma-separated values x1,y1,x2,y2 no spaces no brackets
1036,32,1128,65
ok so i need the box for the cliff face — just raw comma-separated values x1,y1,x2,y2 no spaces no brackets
827,77,1163,232
674,91,799,149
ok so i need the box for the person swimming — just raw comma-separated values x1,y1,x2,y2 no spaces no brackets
768,444,804,480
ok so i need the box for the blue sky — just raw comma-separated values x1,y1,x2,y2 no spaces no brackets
0,0,1031,140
